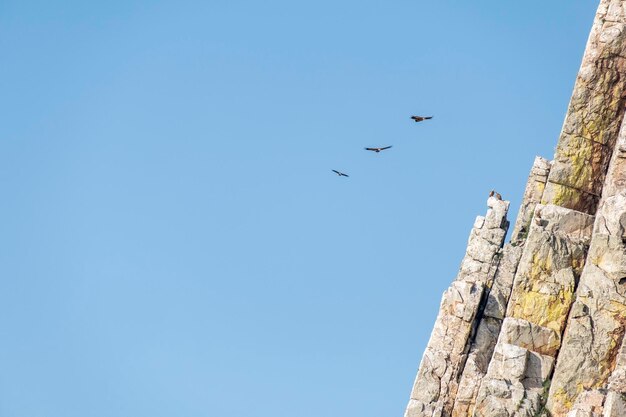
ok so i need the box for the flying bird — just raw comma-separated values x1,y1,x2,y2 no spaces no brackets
365,146,393,153
332,169,349,177
411,115,433,123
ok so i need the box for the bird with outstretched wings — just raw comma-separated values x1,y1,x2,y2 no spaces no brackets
365,146,393,153
410,115,433,122
332,169,349,177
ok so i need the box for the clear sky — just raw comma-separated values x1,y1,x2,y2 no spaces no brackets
0,1,599,416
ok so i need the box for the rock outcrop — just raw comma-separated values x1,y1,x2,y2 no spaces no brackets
405,198,509,417
403,1,626,416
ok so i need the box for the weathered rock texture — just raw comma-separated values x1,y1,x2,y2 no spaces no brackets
546,106,626,417
472,205,593,417
511,157,551,243
405,198,509,417
402,1,626,416
542,0,626,214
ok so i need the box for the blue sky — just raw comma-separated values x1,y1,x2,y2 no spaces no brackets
0,1,598,416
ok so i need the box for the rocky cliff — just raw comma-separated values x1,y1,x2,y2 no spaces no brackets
404,2,626,416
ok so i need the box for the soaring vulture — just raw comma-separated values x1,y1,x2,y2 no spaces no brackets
364,146,392,153
410,115,433,123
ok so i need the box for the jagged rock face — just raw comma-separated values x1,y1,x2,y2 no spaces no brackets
546,105,626,417
402,1,626,416
542,0,626,214
405,199,509,417
451,244,524,417
472,205,594,417
511,157,551,243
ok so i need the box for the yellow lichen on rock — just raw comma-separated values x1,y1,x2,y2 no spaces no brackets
511,287,574,334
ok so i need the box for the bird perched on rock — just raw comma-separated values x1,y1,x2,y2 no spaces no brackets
411,115,433,123
332,169,349,177
364,146,392,153
489,190,502,200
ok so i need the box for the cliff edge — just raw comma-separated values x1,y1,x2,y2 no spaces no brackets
404,2,626,416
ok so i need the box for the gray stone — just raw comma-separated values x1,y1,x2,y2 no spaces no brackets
404,199,510,417
511,156,551,243
547,85,626,417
